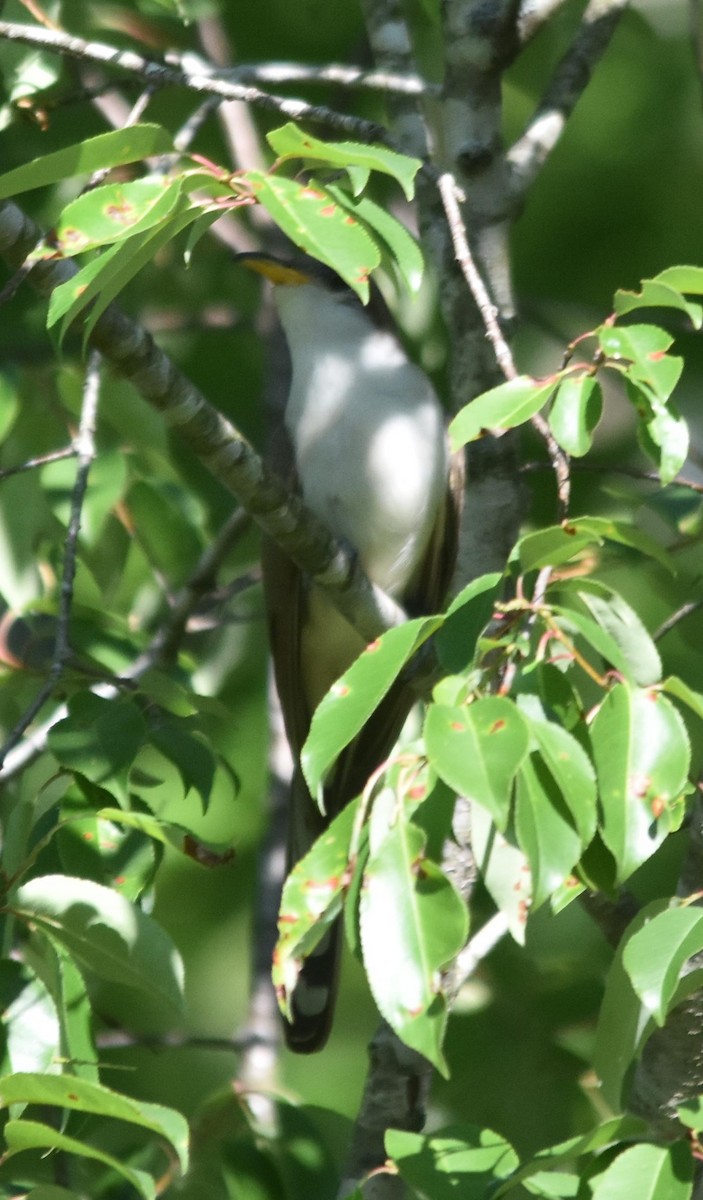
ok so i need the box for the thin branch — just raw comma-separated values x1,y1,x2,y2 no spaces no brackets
517,0,572,43
225,60,431,96
654,599,703,643
507,0,630,199
450,911,509,992
0,21,388,144
437,171,517,382
0,352,101,765
0,445,75,481
530,412,571,517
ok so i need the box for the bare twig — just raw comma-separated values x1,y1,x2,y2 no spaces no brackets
0,352,101,765
507,0,630,198
437,171,517,382
0,21,388,144
517,0,571,43
654,599,703,642
0,445,75,481
222,60,431,96
530,411,571,518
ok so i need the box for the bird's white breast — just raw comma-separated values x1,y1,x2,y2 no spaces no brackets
276,282,447,599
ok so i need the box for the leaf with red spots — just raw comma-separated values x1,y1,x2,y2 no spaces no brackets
591,683,690,883
246,170,380,300
52,178,182,256
359,813,468,1074
301,615,441,803
424,696,530,829
273,800,359,1019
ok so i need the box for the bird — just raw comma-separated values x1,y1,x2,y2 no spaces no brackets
240,251,460,1051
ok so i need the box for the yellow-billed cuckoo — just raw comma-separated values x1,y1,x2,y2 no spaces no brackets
241,253,459,1052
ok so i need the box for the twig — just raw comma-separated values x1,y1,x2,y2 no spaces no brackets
517,0,572,43
507,0,630,198
0,445,75,481
0,21,388,144
451,911,509,990
530,411,571,518
653,599,703,643
437,171,517,382
219,60,432,96
0,352,101,765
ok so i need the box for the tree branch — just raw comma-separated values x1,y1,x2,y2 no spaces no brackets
0,21,388,143
507,0,630,199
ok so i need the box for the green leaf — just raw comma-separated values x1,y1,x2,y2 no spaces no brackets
51,178,182,256
662,676,703,720
13,875,185,1013
246,170,380,300
551,605,640,682
424,696,530,829
266,121,422,199
516,516,673,573
149,722,215,810
557,578,662,686
0,124,174,199
492,1116,648,1198
273,800,358,1019
622,904,703,1024
33,935,98,1081
436,572,503,673
590,1142,692,1200
591,685,690,883
656,264,703,296
47,693,147,801
548,375,603,456
599,322,673,365
326,185,425,291
3,1119,156,1200
449,377,557,449
48,198,196,338
0,1072,189,1172
678,1096,703,1131
633,383,689,484
514,753,582,908
301,615,441,801
614,278,703,329
528,718,597,846
359,820,468,1074
387,1125,518,1200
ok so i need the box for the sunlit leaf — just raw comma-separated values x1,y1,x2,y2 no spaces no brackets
266,122,422,199
387,1125,518,1199
548,375,603,456
13,875,185,1013
425,696,530,829
0,125,173,199
3,1119,156,1200
591,685,690,882
301,616,440,801
449,376,557,449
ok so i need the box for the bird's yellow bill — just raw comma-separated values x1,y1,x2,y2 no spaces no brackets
240,255,312,287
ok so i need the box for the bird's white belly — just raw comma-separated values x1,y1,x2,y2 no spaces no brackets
288,355,446,598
